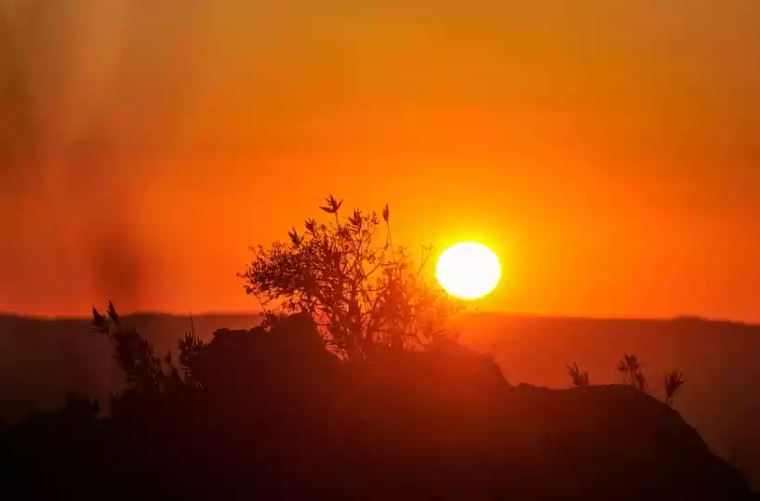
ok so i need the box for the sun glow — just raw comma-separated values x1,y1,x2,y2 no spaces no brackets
436,242,501,300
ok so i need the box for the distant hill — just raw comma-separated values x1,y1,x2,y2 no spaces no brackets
1,311,760,488
0,313,259,419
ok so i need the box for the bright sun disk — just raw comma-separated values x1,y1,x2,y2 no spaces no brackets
436,242,501,300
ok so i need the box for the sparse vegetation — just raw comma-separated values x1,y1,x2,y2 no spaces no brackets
178,314,206,385
239,195,456,361
92,301,181,394
618,354,647,392
664,371,685,406
567,362,590,387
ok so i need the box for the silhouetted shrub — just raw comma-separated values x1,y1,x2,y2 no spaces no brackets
239,195,456,361
567,362,590,387
665,371,685,406
92,301,180,394
618,354,647,392
178,315,206,385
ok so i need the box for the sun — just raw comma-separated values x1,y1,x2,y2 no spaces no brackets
436,242,501,300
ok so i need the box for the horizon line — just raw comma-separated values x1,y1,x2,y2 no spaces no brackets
0,309,755,327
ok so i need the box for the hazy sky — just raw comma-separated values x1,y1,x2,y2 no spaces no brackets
1,0,759,320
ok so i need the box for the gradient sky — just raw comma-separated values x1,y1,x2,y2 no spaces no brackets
1,0,759,320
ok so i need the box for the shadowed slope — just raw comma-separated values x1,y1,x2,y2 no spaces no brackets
2,314,752,499
3,311,760,490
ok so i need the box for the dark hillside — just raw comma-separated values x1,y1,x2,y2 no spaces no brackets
2,314,752,500
2,312,760,489
458,313,760,488
0,313,257,418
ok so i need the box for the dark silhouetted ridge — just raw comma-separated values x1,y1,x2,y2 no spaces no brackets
1,314,753,499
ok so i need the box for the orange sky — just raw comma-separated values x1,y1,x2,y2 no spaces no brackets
1,1,759,320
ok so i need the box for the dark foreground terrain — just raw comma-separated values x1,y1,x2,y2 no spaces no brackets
459,313,760,489
0,313,755,499
3,311,760,488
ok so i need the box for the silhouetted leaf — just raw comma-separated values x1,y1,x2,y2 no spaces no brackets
92,307,107,333
289,227,302,247
664,371,685,406
107,301,120,325
319,194,343,214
